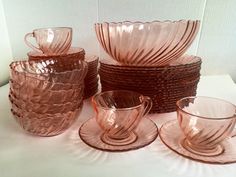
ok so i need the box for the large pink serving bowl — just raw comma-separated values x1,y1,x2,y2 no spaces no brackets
95,20,200,66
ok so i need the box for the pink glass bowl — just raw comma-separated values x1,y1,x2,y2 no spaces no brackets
11,102,82,137
176,96,236,156
92,90,152,146
95,20,200,66
24,27,72,56
9,92,83,114
11,75,84,91
10,59,88,84
9,80,84,104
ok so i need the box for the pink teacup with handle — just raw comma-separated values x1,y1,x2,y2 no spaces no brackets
92,90,152,146
24,27,72,55
177,96,236,156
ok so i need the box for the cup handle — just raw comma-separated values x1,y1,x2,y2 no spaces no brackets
142,96,153,116
232,127,236,138
82,62,88,80
231,113,236,138
24,32,42,53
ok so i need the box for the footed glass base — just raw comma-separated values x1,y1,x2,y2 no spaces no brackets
79,118,158,152
181,138,224,157
101,132,137,146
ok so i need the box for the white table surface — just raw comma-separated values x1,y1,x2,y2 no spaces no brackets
0,74,236,177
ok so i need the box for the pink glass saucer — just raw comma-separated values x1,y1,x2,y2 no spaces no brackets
28,47,85,60
79,118,158,152
159,120,236,164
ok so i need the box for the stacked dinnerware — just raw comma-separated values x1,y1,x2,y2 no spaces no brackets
26,27,99,99
95,20,202,113
99,56,201,113
9,59,88,136
84,56,99,99
9,27,89,136
25,28,85,64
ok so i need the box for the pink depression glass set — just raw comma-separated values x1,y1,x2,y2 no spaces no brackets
7,21,236,163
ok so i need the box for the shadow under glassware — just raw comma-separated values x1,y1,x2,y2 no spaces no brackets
24,27,72,56
176,96,236,156
92,90,152,146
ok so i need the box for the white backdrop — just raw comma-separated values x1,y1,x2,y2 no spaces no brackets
0,0,12,86
0,0,236,85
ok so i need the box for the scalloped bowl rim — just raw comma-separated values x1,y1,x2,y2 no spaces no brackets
10,60,88,83
95,19,200,26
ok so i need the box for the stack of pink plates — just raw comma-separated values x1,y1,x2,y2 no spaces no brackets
84,56,99,99
99,55,201,113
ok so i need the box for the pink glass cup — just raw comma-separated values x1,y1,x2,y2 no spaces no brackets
92,90,152,146
176,96,236,156
24,27,72,55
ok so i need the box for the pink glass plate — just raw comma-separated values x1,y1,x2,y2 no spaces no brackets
79,118,158,152
100,55,201,69
159,120,236,164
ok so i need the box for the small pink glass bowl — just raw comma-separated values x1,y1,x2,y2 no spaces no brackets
11,103,82,137
9,80,84,104
10,59,88,84
176,96,236,156
10,75,84,91
95,20,200,66
24,27,72,56
92,90,152,146
9,93,83,114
